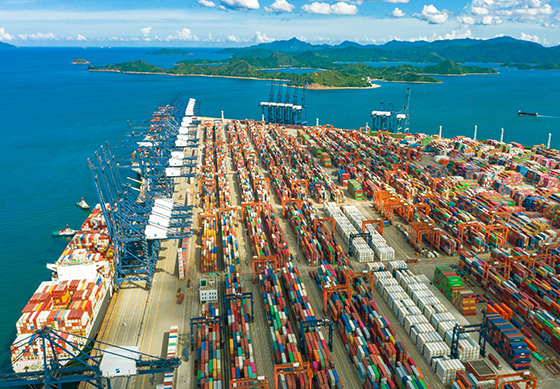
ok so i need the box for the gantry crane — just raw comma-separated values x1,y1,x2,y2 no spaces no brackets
408,222,441,253
322,283,352,316
362,219,384,236
494,372,538,389
274,363,312,389
0,326,181,389
229,376,269,389
252,255,278,283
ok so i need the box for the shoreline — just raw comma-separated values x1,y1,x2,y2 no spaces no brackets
88,68,439,88
419,72,497,76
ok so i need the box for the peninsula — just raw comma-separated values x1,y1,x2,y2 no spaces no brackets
72,57,90,64
147,48,193,55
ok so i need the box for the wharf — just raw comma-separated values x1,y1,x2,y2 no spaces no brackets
89,117,559,389
85,177,198,389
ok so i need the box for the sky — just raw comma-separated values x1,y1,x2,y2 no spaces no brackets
0,0,559,47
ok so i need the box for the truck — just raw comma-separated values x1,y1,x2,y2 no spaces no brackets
488,353,502,370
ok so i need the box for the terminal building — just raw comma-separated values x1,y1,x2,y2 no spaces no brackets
199,274,218,304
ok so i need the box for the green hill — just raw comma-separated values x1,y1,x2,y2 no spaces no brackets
224,36,560,65
89,60,164,73
422,59,497,74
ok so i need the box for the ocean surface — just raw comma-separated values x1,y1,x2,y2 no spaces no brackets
1,46,560,369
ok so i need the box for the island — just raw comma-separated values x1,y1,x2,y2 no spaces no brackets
88,54,496,89
146,48,193,55
72,57,90,64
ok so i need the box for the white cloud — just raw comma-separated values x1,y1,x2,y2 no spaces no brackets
140,26,151,37
457,14,476,24
355,0,408,3
413,4,449,24
521,32,539,42
312,36,332,43
302,2,358,15
302,2,332,14
227,35,241,42
471,6,490,16
76,34,86,41
481,15,502,24
331,2,359,14
18,32,56,40
0,27,13,41
199,0,218,7
254,31,274,43
464,0,557,25
391,7,405,17
221,0,260,10
265,0,295,13
199,0,227,9
177,28,199,41
443,29,473,40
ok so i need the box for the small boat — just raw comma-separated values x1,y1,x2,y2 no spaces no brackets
518,111,538,117
76,197,90,210
52,225,77,237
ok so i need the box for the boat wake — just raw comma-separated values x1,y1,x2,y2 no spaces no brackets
537,115,560,119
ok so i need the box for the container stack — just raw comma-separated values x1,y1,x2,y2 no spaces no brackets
225,265,257,381
433,266,477,316
201,217,218,273
258,268,311,388
375,262,478,383
195,303,223,388
321,153,332,168
281,262,343,389
342,205,395,261
262,203,291,265
483,312,531,370
348,179,364,200
163,326,178,389
310,263,430,389
324,202,374,263
284,201,321,266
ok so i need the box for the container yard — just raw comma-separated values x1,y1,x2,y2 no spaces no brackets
7,98,560,389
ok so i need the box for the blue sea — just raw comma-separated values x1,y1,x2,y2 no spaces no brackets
1,46,560,369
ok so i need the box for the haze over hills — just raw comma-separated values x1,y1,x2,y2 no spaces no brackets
220,36,560,64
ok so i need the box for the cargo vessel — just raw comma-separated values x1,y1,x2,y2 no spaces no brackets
11,206,114,373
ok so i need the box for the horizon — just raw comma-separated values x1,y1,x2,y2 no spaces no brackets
1,0,560,48
2,35,560,50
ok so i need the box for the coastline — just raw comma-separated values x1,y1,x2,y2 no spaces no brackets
419,72,497,76
88,68,436,88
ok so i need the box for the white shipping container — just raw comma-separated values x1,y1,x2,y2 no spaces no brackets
435,358,464,384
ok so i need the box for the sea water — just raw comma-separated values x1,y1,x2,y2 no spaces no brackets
0,46,559,367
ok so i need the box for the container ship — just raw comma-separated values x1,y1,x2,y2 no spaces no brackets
10,205,114,373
